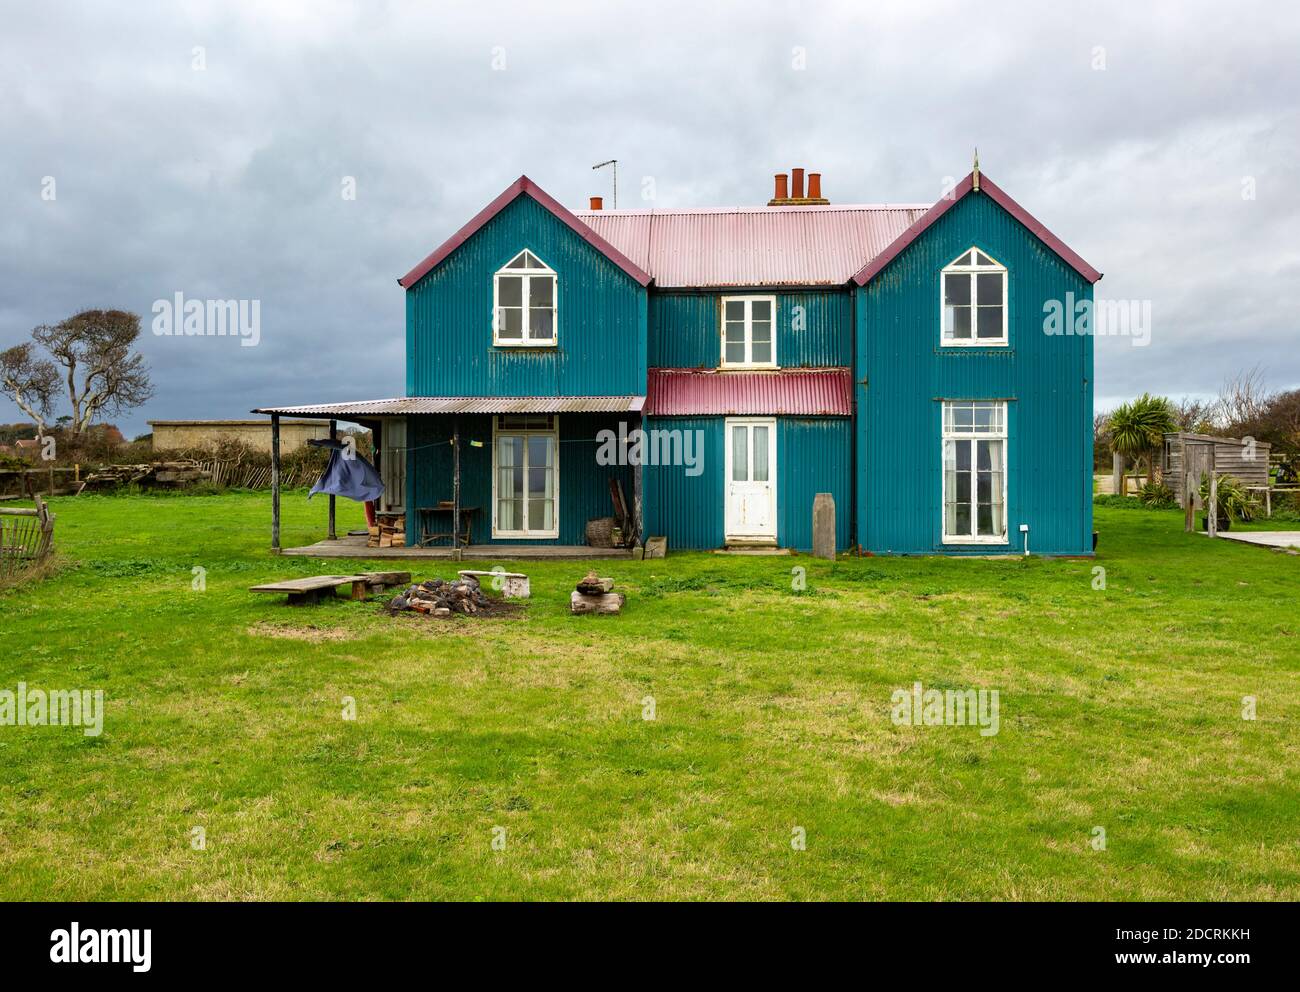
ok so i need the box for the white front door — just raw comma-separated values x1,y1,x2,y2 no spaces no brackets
725,418,777,542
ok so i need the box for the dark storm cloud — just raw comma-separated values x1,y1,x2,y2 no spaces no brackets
2,0,1297,435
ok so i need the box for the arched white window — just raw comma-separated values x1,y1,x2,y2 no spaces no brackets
494,250,556,346
941,248,1007,346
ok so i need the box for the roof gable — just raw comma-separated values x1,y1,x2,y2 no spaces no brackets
398,176,652,289
852,172,1102,286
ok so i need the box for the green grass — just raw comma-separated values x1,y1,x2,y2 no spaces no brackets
1,490,1297,900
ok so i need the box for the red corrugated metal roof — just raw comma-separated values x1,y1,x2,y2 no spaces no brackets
645,369,851,416
853,171,1102,285
398,176,652,289
252,396,645,417
576,204,928,288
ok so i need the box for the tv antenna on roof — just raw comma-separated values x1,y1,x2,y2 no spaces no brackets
592,159,617,209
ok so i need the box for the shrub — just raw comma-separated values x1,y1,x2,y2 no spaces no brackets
1138,481,1177,508
1198,473,1254,523
1093,494,1153,511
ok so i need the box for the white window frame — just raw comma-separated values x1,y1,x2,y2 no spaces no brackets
491,414,560,539
493,249,557,348
940,248,1008,348
941,400,1009,545
719,295,778,369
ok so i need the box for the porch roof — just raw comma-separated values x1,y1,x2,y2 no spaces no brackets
645,368,852,416
252,395,645,418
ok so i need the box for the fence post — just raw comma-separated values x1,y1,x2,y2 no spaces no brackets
1208,473,1218,538
271,414,281,551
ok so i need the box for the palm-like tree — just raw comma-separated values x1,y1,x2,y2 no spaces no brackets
1108,393,1177,492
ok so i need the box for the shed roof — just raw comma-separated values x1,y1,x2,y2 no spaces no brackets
253,396,645,419
645,368,852,416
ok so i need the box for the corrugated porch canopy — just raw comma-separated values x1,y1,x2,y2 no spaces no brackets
253,396,645,418
645,369,851,416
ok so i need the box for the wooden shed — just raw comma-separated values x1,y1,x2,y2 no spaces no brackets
1162,432,1271,507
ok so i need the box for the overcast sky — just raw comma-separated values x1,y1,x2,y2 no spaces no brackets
2,0,1297,437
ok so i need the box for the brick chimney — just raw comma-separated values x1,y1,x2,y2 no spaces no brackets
768,167,829,206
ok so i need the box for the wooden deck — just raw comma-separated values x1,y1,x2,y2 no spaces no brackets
279,535,634,560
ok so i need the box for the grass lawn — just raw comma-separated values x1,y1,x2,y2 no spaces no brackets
1,490,1297,900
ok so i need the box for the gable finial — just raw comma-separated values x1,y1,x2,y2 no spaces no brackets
972,148,980,192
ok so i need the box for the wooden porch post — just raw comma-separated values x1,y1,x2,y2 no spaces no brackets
327,419,337,540
452,415,462,560
1208,472,1219,538
271,414,281,551
633,415,644,546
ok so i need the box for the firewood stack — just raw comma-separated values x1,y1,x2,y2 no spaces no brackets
387,576,489,617
570,570,625,615
368,514,406,548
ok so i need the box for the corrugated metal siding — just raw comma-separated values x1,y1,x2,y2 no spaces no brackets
642,416,725,549
778,418,852,550
577,205,927,287
643,415,851,550
407,194,647,398
404,413,634,546
857,192,1093,555
649,290,852,368
646,369,851,416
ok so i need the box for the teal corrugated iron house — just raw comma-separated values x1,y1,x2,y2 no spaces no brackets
257,163,1101,556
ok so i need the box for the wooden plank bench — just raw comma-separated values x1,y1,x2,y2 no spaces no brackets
251,571,411,605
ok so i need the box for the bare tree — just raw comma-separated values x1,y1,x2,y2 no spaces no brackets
31,309,153,437
0,343,60,435
1171,396,1217,433
1216,365,1268,434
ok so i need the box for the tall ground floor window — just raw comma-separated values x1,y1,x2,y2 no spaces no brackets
942,401,1007,543
493,414,558,538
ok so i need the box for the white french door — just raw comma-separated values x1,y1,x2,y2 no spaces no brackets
724,417,777,542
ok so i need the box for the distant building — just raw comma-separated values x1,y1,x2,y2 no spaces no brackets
148,419,332,454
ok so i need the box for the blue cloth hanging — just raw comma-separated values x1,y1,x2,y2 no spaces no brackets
308,449,385,502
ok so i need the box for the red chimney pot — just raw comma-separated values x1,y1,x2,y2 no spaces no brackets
773,173,788,201
808,172,822,199
589,196,603,210
791,167,805,199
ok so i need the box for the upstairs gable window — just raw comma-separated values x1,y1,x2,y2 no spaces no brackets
720,295,777,368
495,250,556,347
941,248,1007,346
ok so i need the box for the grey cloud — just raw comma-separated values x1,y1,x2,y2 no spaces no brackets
1,0,1297,436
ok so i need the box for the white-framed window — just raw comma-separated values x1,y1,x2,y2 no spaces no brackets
942,401,1008,544
941,248,1007,346
720,295,777,368
494,250,556,347
492,414,558,538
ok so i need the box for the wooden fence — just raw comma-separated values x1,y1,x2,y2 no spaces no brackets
1,459,320,497
0,495,55,577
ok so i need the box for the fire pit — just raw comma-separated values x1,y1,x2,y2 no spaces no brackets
384,574,522,619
